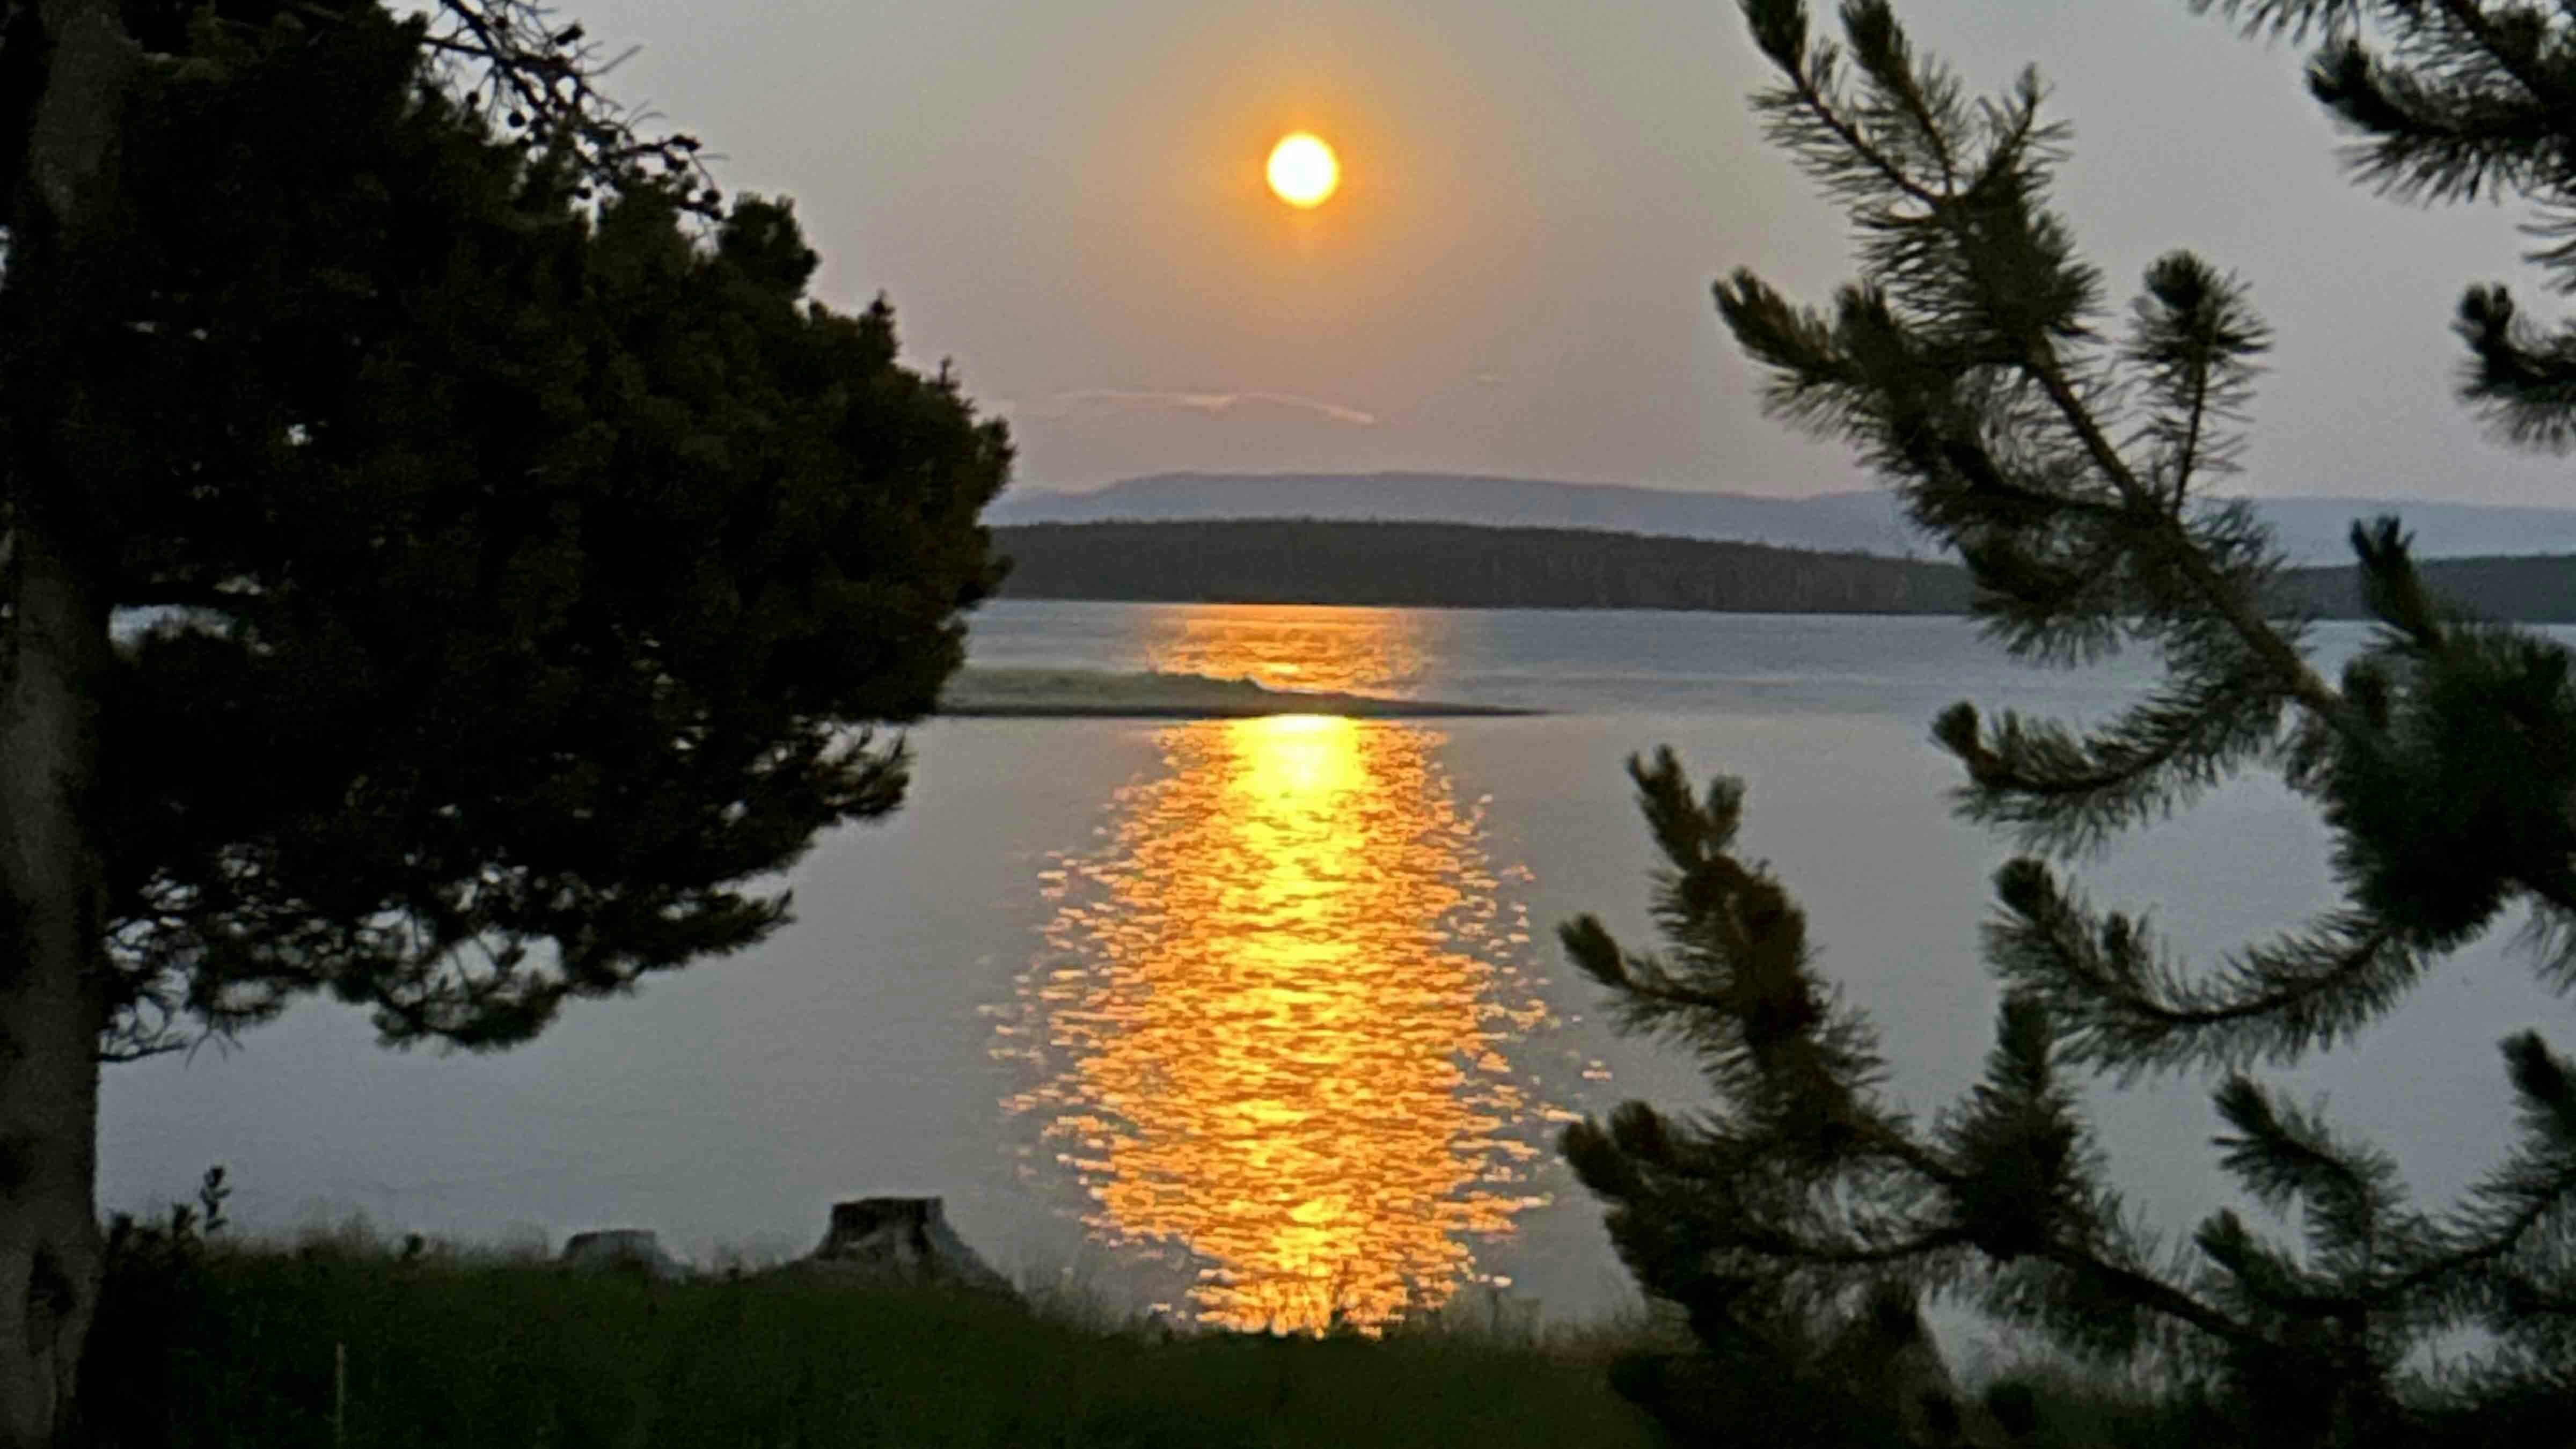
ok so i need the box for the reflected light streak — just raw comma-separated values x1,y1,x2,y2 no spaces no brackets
1140,604,1428,697
1007,713,1550,1333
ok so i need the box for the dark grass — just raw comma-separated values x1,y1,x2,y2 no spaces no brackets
90,1245,1668,1448
83,1228,2243,1448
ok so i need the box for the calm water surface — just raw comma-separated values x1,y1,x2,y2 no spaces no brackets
102,602,2576,1329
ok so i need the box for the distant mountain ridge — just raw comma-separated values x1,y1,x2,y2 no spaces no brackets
990,472,2576,565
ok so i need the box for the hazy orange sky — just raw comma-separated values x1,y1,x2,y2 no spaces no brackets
559,1,2567,503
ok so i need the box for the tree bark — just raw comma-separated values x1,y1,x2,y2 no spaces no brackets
0,519,106,1449
1,0,134,1443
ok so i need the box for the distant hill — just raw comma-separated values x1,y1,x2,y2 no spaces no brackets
994,522,1967,614
990,472,2576,565
990,473,1929,555
2275,552,2576,624
991,519,2576,623
2256,498,2576,565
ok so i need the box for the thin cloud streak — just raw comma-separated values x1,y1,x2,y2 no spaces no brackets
1016,387,1379,427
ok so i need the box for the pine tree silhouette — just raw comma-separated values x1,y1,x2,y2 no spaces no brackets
1564,4,2576,1443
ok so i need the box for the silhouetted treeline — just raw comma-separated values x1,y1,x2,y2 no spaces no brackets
2269,552,2576,623
993,519,2576,623
993,521,1973,613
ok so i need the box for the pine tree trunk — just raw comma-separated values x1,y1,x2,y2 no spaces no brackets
1,1,136,1443
0,518,106,1449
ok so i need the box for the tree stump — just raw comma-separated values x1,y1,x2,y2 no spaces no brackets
560,1228,685,1280
802,1197,1014,1297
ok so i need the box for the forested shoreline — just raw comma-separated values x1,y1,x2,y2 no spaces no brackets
993,520,1968,613
993,519,2576,621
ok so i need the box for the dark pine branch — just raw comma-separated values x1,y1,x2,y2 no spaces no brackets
420,0,719,211
1565,750,2258,1370
1986,864,2429,1075
1575,5,2576,1432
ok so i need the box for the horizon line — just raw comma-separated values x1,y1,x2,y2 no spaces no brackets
1000,470,2569,510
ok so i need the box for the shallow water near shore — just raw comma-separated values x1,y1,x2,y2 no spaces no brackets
103,601,2576,1331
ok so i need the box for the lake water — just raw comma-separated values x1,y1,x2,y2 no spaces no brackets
102,601,2574,1332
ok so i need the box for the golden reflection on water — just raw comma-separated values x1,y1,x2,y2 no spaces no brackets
1004,713,1552,1333
1140,604,1429,696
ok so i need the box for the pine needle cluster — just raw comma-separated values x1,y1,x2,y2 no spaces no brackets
1564,3,2576,1441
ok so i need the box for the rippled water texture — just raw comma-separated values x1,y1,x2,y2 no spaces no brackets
1139,605,1430,696
1002,711,1554,1333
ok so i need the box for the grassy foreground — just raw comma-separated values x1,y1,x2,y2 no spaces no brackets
78,1197,2230,1449
86,1242,1666,1448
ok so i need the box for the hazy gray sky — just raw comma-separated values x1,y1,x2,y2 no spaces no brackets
560,0,2573,503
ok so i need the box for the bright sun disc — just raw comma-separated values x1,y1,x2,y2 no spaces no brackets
1266,133,1340,209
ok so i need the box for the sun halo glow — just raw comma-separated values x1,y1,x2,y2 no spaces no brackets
1265,133,1340,209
